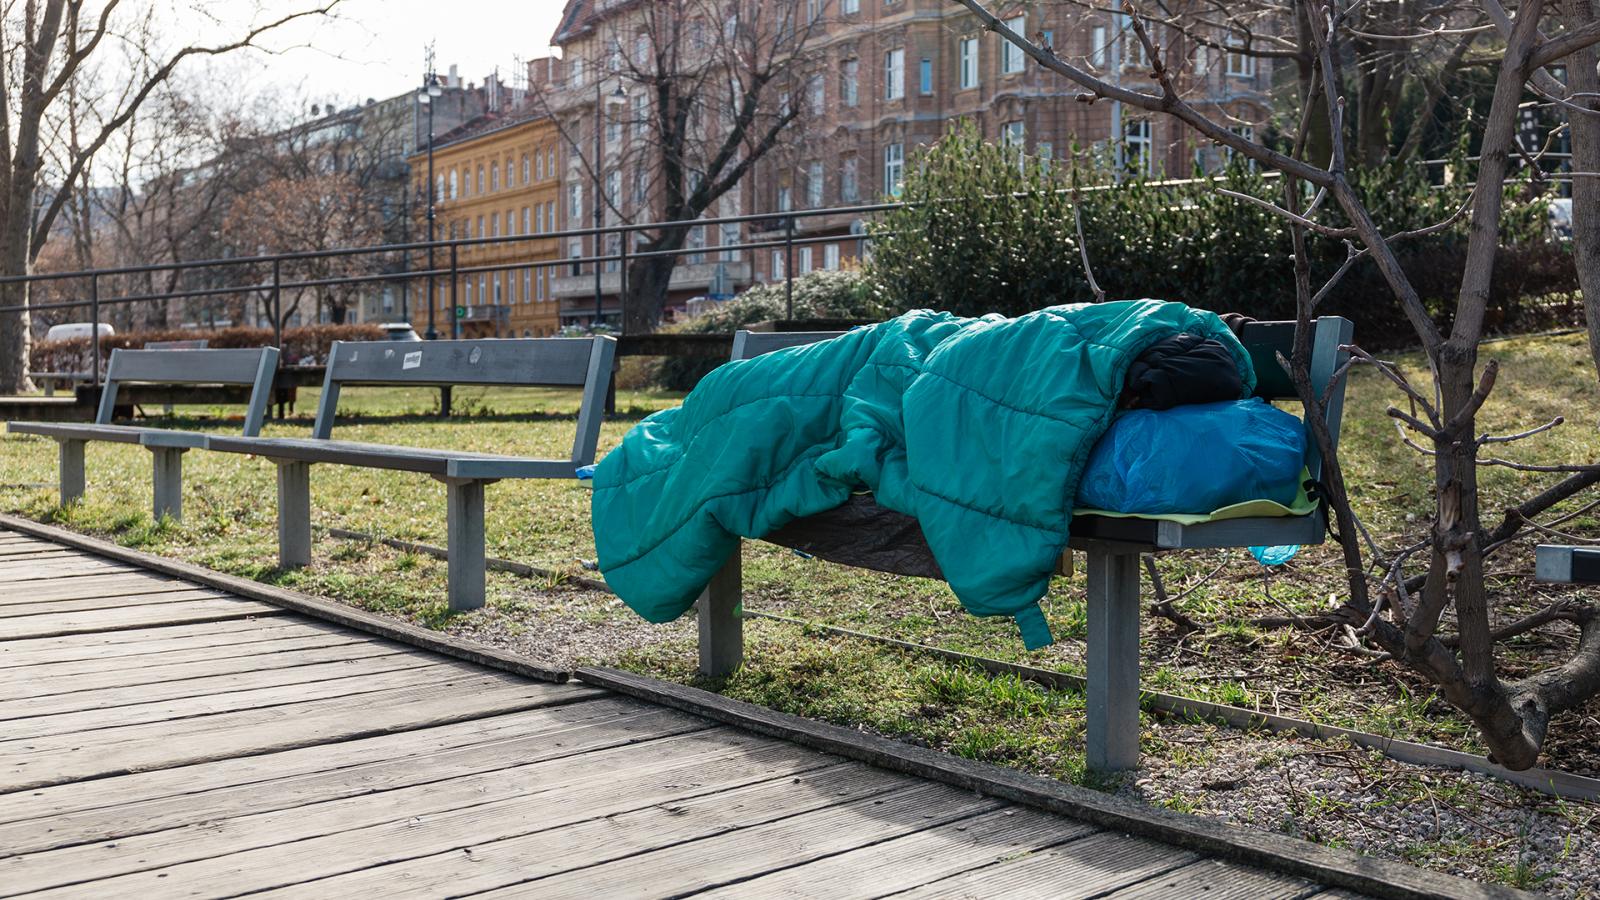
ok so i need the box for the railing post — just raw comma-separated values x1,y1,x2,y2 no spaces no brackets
784,216,795,321
272,259,284,420
618,232,628,334
449,243,460,341
90,274,101,387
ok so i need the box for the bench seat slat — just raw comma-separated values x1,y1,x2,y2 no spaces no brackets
205,436,577,480
9,422,153,445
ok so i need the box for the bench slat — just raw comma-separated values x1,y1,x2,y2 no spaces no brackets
205,436,576,480
102,348,276,386
324,339,596,389
8,423,149,445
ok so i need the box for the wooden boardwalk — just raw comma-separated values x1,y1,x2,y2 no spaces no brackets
0,526,1473,898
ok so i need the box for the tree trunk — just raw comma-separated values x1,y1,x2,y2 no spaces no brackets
0,224,35,395
1567,1,1600,380
624,254,675,334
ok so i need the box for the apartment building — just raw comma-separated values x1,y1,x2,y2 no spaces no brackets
547,0,1275,314
410,106,566,337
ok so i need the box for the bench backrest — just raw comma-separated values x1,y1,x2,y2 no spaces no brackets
313,336,618,464
96,347,280,436
732,315,1354,485
146,339,211,350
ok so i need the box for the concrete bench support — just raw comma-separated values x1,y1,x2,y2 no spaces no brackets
697,545,744,677
442,477,487,612
1084,543,1143,773
150,447,187,521
276,461,313,569
57,439,86,505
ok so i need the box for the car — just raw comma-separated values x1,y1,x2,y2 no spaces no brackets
380,322,422,342
44,323,115,342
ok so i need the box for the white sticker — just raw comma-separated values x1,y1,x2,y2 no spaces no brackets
402,351,423,370
469,347,483,364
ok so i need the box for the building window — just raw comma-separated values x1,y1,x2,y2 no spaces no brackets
798,246,814,275
524,268,532,303
1091,26,1108,68
476,165,484,194
522,206,531,234
1125,118,1153,175
490,212,500,237
493,274,502,304
1038,141,1054,170
771,249,786,281
841,59,859,107
434,175,445,203
632,166,646,205
841,157,859,203
919,58,933,94
1002,16,1026,73
568,184,582,219
1002,121,1025,166
633,93,648,139
688,226,707,265
480,274,488,305
720,223,741,261
522,154,531,183
605,169,621,211
606,113,621,145
824,244,841,270
806,161,824,208
476,215,484,238
536,152,545,182
1122,16,1149,68
449,170,458,199
959,37,979,89
884,142,904,197
841,0,859,12
547,201,557,233
1226,124,1256,169
1226,38,1256,77
777,185,792,212
884,48,904,100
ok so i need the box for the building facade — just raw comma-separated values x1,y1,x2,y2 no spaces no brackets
411,107,566,338
545,0,1277,316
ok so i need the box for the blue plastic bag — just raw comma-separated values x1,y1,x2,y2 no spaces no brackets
1077,399,1306,515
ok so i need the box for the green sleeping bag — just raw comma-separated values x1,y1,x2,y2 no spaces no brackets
590,300,1256,649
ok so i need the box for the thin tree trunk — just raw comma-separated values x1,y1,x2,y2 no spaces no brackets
1567,0,1600,380
624,255,675,334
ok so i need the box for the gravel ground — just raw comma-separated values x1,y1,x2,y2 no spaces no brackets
1124,720,1599,898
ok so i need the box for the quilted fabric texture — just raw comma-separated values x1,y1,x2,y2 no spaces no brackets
590,300,1255,649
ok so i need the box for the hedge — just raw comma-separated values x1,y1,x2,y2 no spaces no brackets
29,323,384,373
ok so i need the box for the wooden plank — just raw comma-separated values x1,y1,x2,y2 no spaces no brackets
472,781,1000,900
1,702,708,857
0,618,346,668
0,547,77,560
11,733,850,897
0,513,571,684
0,650,434,726
0,635,392,700
0,588,227,618
689,804,1099,899
0,599,284,641
0,557,136,579
0,698,648,827
577,667,1506,900
0,656,504,741
0,571,196,605
1096,859,1319,899
0,675,600,792
889,831,1202,900
160,762,915,899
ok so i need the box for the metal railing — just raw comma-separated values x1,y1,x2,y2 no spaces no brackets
0,170,1264,387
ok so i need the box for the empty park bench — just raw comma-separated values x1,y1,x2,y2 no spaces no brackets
206,336,617,611
698,317,1353,773
25,371,92,397
7,347,279,521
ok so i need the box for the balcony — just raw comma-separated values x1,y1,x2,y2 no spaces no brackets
550,260,752,300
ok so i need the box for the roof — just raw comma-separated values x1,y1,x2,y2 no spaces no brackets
411,105,553,159
552,0,592,44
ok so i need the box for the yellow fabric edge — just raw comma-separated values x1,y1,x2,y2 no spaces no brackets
1074,469,1317,525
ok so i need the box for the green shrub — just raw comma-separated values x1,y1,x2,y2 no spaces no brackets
652,268,884,391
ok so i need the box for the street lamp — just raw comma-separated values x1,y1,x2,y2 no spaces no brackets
594,81,627,330
418,71,444,339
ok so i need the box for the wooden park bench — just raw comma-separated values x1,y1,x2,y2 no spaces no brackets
205,336,617,612
697,317,1353,773
8,347,279,521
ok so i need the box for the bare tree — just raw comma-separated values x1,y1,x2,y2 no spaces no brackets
536,0,825,333
954,0,1600,770
0,0,342,393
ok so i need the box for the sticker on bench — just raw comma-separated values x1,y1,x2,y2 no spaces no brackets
403,351,423,370
469,347,482,364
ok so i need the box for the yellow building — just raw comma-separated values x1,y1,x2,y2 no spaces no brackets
412,109,564,337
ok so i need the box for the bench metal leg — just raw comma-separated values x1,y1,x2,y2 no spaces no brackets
57,439,86,506
276,461,313,569
443,477,486,611
42,378,55,397
150,447,186,522
697,543,744,677
1084,543,1142,773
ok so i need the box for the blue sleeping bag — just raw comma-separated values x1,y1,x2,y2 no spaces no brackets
1077,399,1306,514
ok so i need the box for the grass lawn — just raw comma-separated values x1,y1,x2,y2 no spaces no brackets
3,334,1598,893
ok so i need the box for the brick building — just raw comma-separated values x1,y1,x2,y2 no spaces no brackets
545,0,1275,316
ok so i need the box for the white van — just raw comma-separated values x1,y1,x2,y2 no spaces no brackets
44,323,115,342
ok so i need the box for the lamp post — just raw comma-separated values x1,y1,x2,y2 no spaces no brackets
418,72,443,339
594,81,627,329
